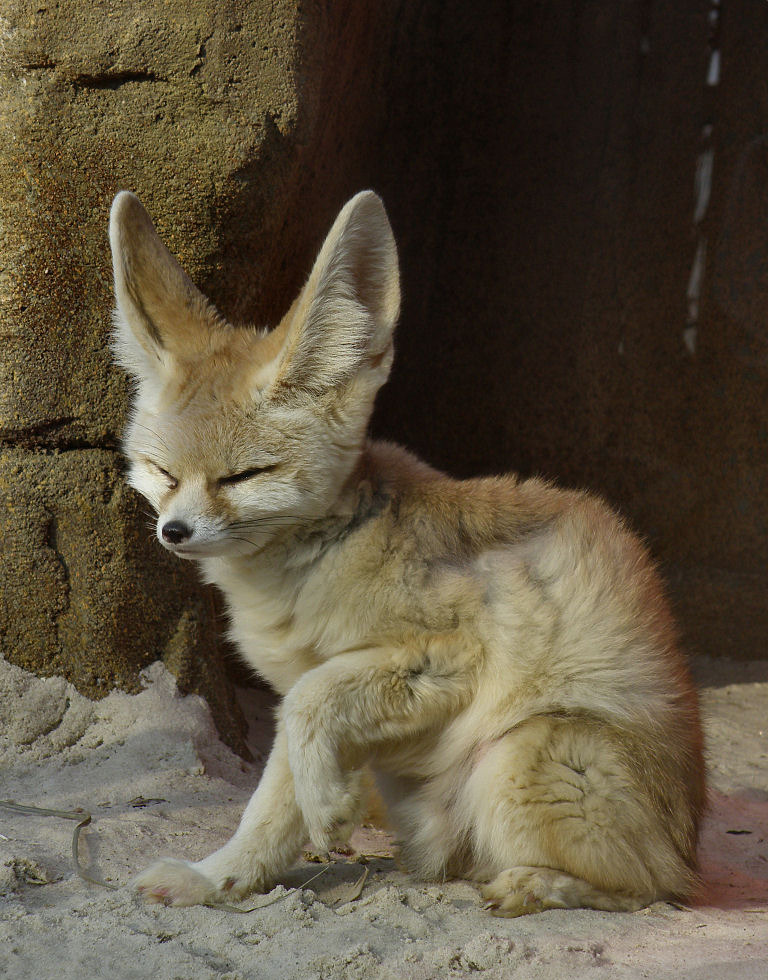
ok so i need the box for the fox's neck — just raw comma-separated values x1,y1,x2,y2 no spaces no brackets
199,442,387,583
197,443,401,692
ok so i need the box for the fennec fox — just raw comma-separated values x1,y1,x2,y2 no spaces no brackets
110,189,704,915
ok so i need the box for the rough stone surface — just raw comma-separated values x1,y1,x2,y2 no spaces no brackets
0,448,243,750
1,0,766,744
1,1,301,442
0,0,396,741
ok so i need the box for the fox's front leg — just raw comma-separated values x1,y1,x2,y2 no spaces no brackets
284,643,473,850
135,724,305,906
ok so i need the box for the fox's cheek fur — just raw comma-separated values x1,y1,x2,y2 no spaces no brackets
135,465,312,558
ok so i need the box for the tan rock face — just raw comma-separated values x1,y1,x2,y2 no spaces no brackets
0,0,397,750
0,1,333,752
0,448,244,749
2,0,767,751
0,0,306,444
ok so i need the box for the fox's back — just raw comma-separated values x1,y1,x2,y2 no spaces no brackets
228,439,695,733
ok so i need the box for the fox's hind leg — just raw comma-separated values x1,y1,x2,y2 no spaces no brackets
467,714,701,916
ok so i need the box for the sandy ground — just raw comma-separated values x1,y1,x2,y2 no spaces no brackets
1,655,766,980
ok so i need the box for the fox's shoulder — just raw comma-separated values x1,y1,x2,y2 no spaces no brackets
331,441,653,629
356,440,581,558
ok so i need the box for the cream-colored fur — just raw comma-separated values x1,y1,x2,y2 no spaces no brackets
109,190,705,915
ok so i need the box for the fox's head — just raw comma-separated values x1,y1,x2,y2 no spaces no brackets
109,191,400,560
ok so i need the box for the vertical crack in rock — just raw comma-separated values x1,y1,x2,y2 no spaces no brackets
44,512,71,640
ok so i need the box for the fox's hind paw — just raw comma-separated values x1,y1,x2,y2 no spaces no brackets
480,866,647,916
135,858,228,907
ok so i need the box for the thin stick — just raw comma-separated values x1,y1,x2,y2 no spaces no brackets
0,800,118,891
203,864,332,914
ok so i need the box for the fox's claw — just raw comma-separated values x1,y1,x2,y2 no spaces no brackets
135,858,227,907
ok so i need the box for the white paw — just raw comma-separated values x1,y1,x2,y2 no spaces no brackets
134,858,228,907
298,779,361,851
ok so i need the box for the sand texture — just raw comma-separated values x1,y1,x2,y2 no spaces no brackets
1,656,766,980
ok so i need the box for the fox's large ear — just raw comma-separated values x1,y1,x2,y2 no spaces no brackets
269,191,400,397
109,191,222,382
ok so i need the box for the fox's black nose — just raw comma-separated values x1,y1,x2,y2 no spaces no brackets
161,520,192,544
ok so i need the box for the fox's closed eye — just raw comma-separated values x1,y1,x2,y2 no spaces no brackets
148,460,178,489
219,464,277,486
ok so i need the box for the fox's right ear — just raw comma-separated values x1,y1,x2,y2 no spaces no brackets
266,191,400,399
109,191,223,385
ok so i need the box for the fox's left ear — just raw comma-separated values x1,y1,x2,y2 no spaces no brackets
269,191,400,397
109,191,224,384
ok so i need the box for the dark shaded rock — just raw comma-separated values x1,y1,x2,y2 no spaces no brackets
0,448,245,750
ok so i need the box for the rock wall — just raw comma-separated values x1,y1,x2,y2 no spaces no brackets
0,0,398,749
1,0,765,748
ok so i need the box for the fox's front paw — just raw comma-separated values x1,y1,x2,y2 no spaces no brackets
298,777,362,852
305,800,359,852
135,858,231,907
